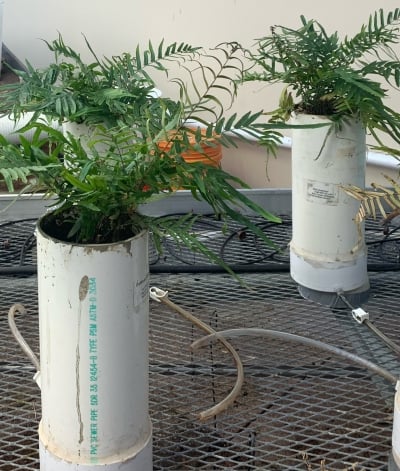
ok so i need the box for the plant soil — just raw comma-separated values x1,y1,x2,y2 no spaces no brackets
39,211,139,245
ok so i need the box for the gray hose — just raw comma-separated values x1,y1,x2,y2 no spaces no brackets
191,328,399,386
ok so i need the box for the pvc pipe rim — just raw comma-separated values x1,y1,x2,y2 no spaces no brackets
39,425,152,470
290,248,369,292
36,213,148,248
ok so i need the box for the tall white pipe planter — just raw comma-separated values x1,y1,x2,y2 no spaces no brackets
36,217,152,470
390,388,400,470
290,114,370,306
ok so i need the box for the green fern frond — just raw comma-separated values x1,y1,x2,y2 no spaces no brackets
0,156,58,192
343,8,400,61
146,212,268,286
359,60,400,86
241,8,400,156
0,35,201,127
0,35,284,254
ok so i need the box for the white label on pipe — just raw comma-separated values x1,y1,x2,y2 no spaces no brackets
306,180,339,205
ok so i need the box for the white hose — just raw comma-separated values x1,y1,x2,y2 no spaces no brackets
150,286,244,421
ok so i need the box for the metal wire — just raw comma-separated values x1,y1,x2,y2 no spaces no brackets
337,290,400,357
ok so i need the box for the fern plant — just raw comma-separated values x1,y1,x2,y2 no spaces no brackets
242,8,400,155
0,36,282,273
0,34,200,128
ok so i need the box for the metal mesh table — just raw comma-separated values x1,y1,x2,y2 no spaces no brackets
1,216,400,470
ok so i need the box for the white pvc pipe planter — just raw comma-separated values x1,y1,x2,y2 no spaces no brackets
391,389,400,470
290,114,370,304
36,218,152,470
62,121,111,155
0,113,62,143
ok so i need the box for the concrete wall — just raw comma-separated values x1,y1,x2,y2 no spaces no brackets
2,1,400,188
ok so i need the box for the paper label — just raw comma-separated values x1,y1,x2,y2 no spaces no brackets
306,180,338,205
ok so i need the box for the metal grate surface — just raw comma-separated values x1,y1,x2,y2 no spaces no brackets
1,216,400,470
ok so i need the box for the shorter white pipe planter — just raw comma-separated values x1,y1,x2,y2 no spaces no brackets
62,122,111,155
36,217,152,470
290,114,369,305
62,88,161,155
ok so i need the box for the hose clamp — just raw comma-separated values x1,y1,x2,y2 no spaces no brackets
352,307,369,324
149,286,168,302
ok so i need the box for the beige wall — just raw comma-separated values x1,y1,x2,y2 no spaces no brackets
5,1,400,112
5,1,399,65
3,1,400,188
221,139,400,189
